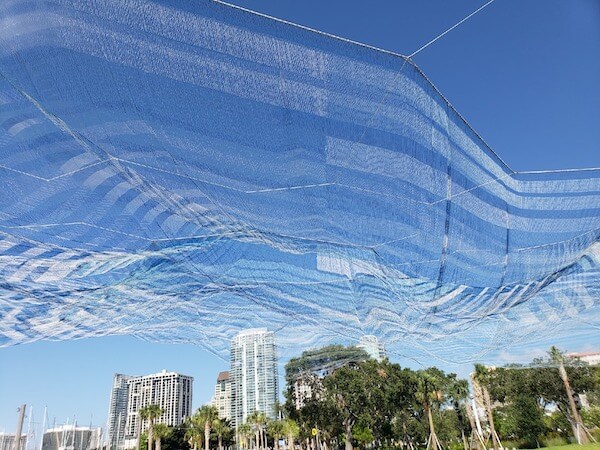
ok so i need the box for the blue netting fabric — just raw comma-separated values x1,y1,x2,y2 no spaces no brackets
0,0,598,363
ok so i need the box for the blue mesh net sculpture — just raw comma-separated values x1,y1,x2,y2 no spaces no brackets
0,0,598,363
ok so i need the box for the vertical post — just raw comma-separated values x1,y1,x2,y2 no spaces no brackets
483,386,500,450
14,405,26,450
26,407,33,450
39,407,47,450
558,362,589,444
63,419,68,450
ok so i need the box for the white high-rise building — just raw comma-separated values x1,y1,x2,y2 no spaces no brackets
357,335,386,362
230,328,278,428
107,374,134,450
293,373,321,410
123,370,193,448
211,371,232,421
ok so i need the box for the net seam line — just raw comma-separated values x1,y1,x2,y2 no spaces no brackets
212,0,411,59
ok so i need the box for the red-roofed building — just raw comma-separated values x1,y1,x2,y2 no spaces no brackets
211,371,232,420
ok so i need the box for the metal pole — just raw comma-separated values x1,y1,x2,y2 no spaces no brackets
39,407,47,450
14,405,26,450
26,407,33,450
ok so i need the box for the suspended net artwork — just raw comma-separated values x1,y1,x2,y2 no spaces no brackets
0,0,598,365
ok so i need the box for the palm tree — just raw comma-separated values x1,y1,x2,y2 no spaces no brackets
139,405,164,450
152,424,171,450
416,369,445,450
280,419,299,450
550,346,590,444
267,419,284,450
194,405,219,450
237,423,252,450
212,418,231,450
448,377,470,450
474,364,500,450
185,415,202,450
247,412,267,450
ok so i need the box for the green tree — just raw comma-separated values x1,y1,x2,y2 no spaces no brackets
193,406,219,450
284,345,370,420
237,423,252,450
474,364,500,450
185,415,202,450
550,346,590,444
322,362,368,450
415,368,446,450
582,406,600,429
513,396,547,446
139,432,148,450
447,377,471,450
152,424,171,450
478,346,600,445
211,418,232,450
267,419,284,450
543,411,571,440
247,411,267,450
282,346,467,450
321,359,411,450
281,419,299,450
284,345,371,386
161,425,187,450
139,405,164,450
352,421,374,449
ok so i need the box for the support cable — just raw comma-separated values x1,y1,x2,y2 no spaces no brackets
408,0,497,58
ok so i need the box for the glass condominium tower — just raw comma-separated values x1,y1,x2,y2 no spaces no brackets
230,328,278,428
107,374,134,450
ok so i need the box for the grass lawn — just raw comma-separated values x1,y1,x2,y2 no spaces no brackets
522,444,600,450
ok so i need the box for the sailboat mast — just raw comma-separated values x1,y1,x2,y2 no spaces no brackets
39,407,47,450
25,407,33,450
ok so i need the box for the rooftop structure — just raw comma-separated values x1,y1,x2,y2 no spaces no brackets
41,425,100,450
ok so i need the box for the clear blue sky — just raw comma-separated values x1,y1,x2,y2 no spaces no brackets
1,0,599,434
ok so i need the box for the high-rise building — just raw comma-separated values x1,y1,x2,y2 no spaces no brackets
107,374,134,450
357,335,386,362
230,328,278,428
293,373,321,410
211,371,232,421
123,370,193,448
0,433,26,450
41,425,101,450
